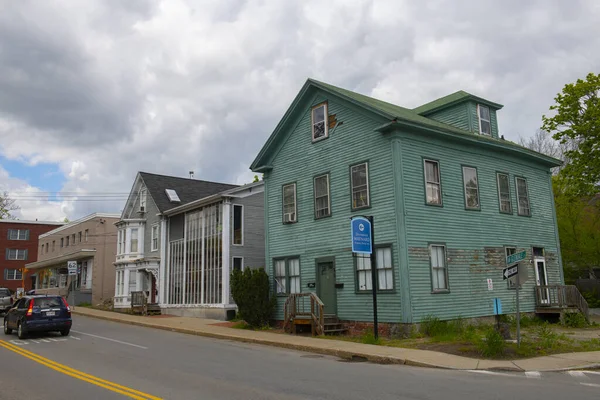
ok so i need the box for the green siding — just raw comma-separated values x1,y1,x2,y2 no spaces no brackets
265,93,403,323
424,103,471,132
398,131,560,322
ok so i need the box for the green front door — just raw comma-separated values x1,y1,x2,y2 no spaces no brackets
317,261,337,315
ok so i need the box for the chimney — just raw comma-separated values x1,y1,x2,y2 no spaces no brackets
189,171,194,179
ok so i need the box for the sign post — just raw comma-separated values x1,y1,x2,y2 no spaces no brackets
68,261,77,309
351,216,377,339
504,252,526,347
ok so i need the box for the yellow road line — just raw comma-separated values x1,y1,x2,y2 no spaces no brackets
0,339,162,400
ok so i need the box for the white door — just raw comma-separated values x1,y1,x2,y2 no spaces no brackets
534,257,549,304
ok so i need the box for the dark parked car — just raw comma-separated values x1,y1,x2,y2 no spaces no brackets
3,295,72,339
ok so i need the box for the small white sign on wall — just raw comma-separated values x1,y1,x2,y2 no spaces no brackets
487,278,493,291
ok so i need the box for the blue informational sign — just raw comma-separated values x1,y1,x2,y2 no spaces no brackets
493,298,503,315
351,217,372,254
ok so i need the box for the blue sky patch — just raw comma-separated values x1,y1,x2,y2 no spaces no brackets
0,155,65,194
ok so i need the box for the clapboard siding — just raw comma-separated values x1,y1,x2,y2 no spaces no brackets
265,93,403,322
425,103,471,132
399,131,559,322
230,192,265,271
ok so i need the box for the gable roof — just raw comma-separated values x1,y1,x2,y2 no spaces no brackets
250,79,560,171
413,90,504,115
138,172,238,213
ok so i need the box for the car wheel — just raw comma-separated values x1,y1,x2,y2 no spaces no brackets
17,322,26,340
60,329,70,336
3,319,12,335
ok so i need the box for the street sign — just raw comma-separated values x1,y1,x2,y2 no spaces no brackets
506,250,526,266
508,264,529,287
67,261,78,276
351,216,372,254
503,265,518,280
487,278,493,291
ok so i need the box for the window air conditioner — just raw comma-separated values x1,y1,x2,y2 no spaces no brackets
283,212,296,223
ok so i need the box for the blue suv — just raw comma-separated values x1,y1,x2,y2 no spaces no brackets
3,295,72,339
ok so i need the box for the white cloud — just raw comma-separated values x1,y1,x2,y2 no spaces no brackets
0,0,599,220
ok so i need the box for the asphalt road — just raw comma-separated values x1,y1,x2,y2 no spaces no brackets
0,315,599,399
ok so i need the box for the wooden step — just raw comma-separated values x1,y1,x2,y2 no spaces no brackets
323,328,347,334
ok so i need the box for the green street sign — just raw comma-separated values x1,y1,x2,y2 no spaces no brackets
506,250,526,266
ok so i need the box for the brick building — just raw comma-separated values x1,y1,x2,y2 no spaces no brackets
0,220,64,291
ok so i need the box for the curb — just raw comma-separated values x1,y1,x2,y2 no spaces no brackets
73,311,599,372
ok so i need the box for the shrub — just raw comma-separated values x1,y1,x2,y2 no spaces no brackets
478,328,505,358
361,331,382,345
534,322,561,350
420,316,447,337
563,312,588,328
230,267,276,329
582,291,600,308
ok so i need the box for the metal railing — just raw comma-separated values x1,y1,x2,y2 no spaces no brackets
283,293,325,336
535,285,589,321
131,291,148,316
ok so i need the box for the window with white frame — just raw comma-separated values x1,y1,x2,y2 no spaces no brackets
314,174,331,218
130,228,138,253
351,162,370,210
233,257,243,271
7,229,29,240
424,160,442,205
497,173,512,213
515,177,531,216
478,104,491,135
311,103,328,141
66,236,70,246
274,258,300,295
85,229,89,242
140,188,147,211
233,205,243,245
282,183,297,223
116,270,125,296
462,166,480,209
78,231,82,243
4,269,22,280
430,245,448,292
151,225,159,251
356,247,394,291
6,249,27,260
71,234,75,245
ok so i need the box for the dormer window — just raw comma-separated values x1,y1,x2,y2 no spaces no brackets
311,102,328,141
478,104,491,135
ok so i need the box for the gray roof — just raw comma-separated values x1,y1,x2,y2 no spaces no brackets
139,172,238,213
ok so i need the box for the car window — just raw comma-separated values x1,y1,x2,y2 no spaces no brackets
0,289,10,297
16,299,28,309
34,297,63,308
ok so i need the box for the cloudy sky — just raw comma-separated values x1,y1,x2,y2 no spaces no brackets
1,0,598,221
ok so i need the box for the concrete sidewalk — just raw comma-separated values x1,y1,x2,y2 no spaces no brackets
73,307,600,372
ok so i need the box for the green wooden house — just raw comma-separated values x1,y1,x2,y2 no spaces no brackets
251,79,578,331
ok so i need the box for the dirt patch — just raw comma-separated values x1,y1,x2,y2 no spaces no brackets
210,321,238,328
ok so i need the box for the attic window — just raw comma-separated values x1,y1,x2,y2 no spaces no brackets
478,105,491,135
165,189,181,203
311,103,328,141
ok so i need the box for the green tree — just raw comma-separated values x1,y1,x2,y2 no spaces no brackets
553,175,600,282
63,217,70,223
230,267,276,328
542,73,600,195
0,191,20,220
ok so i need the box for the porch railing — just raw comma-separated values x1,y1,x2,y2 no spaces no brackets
283,293,325,336
535,285,589,321
131,291,148,316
